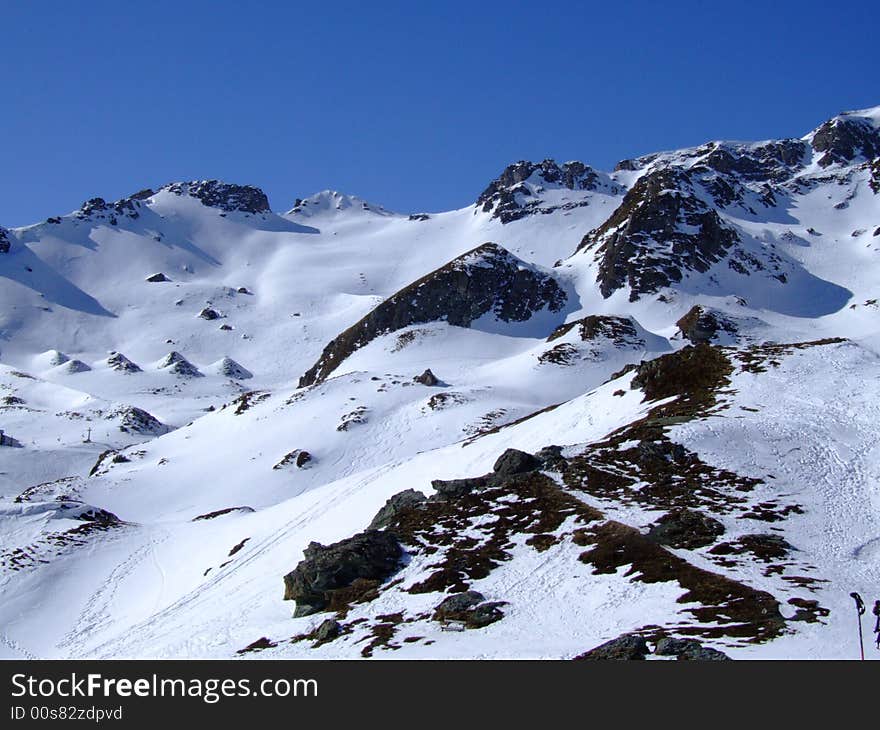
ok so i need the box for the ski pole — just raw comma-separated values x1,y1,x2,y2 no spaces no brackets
850,592,865,660
873,600,880,651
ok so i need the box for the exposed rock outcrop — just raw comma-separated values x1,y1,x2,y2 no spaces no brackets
145,272,171,283
0,226,11,253
676,305,738,344
492,448,543,478
811,111,880,168
578,168,740,300
62,359,91,374
646,508,725,549
477,159,601,222
575,634,649,660
106,406,170,436
298,243,567,386
160,180,270,214
215,356,252,380
157,351,202,377
198,307,221,321
107,352,142,373
44,350,70,367
368,489,428,530
282,530,403,617
547,315,643,346
654,637,731,660
432,591,505,628
413,369,440,386
273,449,312,470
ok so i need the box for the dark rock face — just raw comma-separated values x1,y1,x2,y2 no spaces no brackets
146,272,171,283
646,508,725,549
477,159,600,223
413,369,439,386
698,139,809,183
579,168,739,300
654,637,731,660
368,489,427,531
811,114,880,167
575,634,649,660
676,305,738,344
616,139,807,187
546,315,642,346
282,530,403,617
433,591,505,628
493,449,543,478
0,227,11,254
160,180,270,214
107,352,141,373
298,243,567,386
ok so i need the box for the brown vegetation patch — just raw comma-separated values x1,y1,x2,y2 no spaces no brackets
575,521,784,642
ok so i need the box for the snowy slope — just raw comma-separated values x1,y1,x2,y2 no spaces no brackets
1,107,879,660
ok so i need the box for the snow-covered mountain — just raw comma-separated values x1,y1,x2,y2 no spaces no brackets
1,106,879,660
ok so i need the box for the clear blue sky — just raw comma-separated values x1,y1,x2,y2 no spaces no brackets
1,0,877,226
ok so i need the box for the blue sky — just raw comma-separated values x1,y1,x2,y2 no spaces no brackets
1,0,877,226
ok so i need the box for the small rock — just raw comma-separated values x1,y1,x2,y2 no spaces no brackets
535,445,566,468
430,476,489,501
145,272,171,283
435,591,485,614
493,448,542,478
314,618,340,643
414,369,440,386
198,307,221,321
637,439,687,463
575,634,649,660
646,508,725,550
654,637,731,661
433,591,504,629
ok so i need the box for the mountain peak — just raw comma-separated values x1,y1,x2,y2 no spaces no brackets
158,180,271,214
286,190,392,218
807,107,880,167
476,159,602,223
